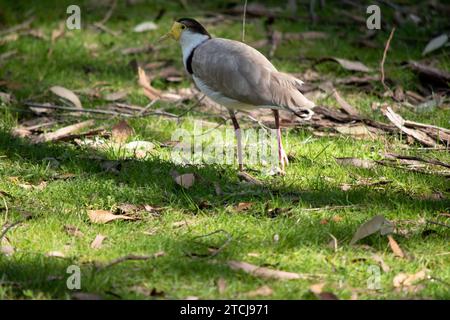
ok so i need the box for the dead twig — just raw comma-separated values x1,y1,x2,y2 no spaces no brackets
188,229,233,259
242,0,248,42
95,252,163,271
426,220,450,228
0,221,22,241
383,152,450,169
23,102,178,119
98,0,117,25
31,120,95,143
380,27,396,92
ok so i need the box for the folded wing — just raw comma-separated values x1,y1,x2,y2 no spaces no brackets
191,38,314,110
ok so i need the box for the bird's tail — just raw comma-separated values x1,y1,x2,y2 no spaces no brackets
271,72,315,120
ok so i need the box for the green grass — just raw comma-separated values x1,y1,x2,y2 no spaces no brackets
0,0,449,300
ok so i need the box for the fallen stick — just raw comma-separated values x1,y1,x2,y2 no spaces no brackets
0,221,22,241
382,107,438,147
24,102,133,117
31,120,95,143
403,119,450,135
95,252,164,271
380,27,396,92
383,152,450,169
23,102,178,118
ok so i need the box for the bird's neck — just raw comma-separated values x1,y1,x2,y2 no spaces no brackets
180,31,210,70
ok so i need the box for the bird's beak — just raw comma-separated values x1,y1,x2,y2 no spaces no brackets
158,22,183,42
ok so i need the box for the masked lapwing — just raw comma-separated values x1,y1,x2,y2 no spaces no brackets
161,18,315,172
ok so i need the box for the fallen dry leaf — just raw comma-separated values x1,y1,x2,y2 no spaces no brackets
350,215,393,245
130,285,165,297
172,220,192,228
309,283,338,300
236,202,254,212
284,31,328,41
72,292,102,300
138,67,161,100
64,225,84,238
90,234,107,249
318,57,372,73
50,86,83,109
111,120,134,143
174,173,195,189
1,238,14,256
393,269,428,288
245,285,273,297
387,234,405,258
87,209,136,224
217,278,227,294
372,254,390,272
227,260,303,280
124,141,155,158
104,90,128,102
31,120,95,144
133,21,158,32
335,157,376,169
422,34,448,56
333,89,360,116
46,251,65,258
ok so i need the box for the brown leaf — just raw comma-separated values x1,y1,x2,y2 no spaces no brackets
31,120,95,144
104,90,128,102
381,106,439,148
284,31,328,41
318,57,372,73
245,285,273,297
227,260,303,280
172,220,192,228
174,173,195,189
237,171,263,186
90,234,107,249
72,292,102,300
138,67,161,100
87,209,136,224
333,89,360,116
372,254,390,272
111,120,134,143
393,270,428,288
1,238,14,256
335,157,376,169
309,283,339,300
121,44,153,55
335,125,374,138
64,225,84,238
236,202,254,212
217,278,227,294
51,22,65,43
46,251,65,258
350,215,393,245
50,86,83,109
407,60,450,88
130,285,165,297
387,234,405,258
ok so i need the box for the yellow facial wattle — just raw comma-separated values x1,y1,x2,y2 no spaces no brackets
159,21,184,42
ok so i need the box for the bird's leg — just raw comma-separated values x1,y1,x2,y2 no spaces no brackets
273,110,289,171
229,110,244,171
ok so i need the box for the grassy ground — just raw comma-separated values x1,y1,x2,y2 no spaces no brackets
0,0,449,299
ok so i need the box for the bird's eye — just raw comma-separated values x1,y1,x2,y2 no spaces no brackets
181,25,186,29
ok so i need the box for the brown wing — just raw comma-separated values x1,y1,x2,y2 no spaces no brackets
191,38,314,109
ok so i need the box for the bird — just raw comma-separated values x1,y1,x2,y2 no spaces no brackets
160,18,315,173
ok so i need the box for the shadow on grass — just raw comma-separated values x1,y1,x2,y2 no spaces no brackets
1,123,449,299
